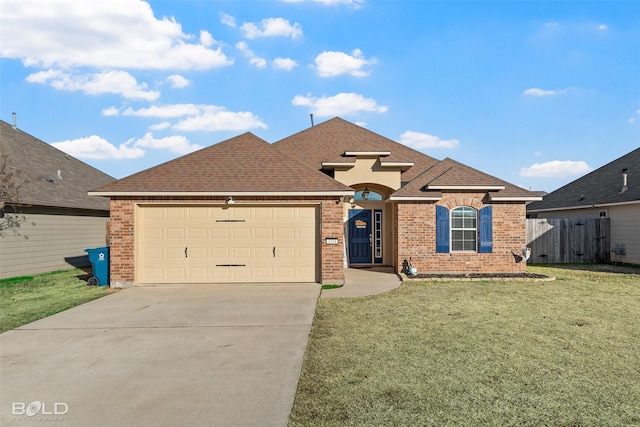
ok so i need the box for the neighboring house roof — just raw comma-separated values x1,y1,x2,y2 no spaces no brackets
91,132,353,196
527,147,640,212
273,117,439,182
390,158,539,201
0,120,114,211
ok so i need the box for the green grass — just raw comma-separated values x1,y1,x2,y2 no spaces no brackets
289,265,640,426
0,268,113,333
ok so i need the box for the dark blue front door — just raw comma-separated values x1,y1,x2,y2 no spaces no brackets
348,210,372,264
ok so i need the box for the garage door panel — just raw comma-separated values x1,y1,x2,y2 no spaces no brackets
188,267,208,280
276,207,296,219
232,247,252,259
166,208,186,220
255,247,273,259
188,247,208,259
166,267,187,279
211,228,229,239
255,208,274,219
231,267,252,279
165,228,186,240
255,267,275,279
276,267,296,279
187,207,208,220
211,248,230,259
138,206,317,284
188,228,208,239
276,227,295,239
233,228,251,239
255,228,273,239
298,227,316,240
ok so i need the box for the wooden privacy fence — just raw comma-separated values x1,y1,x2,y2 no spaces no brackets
526,218,610,264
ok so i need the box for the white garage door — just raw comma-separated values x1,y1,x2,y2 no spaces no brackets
137,206,318,284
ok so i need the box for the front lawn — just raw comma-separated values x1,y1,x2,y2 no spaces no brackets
0,268,113,333
290,265,640,426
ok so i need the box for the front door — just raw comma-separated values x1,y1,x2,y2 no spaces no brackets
348,210,372,264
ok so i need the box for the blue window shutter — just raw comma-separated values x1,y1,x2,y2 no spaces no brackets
436,205,450,253
479,206,493,253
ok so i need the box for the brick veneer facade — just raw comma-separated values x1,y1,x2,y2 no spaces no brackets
393,192,528,274
108,196,345,287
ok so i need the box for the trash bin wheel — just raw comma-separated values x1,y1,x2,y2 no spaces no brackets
87,276,100,286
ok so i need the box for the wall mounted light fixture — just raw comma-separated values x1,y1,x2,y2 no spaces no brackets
362,187,370,200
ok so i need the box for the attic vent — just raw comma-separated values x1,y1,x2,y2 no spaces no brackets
41,176,54,183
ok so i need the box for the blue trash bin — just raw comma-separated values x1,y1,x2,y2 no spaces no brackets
85,247,110,286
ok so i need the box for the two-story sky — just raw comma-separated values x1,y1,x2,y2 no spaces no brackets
1,0,638,192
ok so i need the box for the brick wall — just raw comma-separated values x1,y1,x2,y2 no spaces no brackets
393,192,527,274
108,196,345,287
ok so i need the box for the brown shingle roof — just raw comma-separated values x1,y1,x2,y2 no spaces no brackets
391,158,539,200
0,120,114,211
273,117,438,182
92,132,353,194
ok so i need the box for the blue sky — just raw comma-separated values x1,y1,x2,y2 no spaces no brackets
1,0,638,192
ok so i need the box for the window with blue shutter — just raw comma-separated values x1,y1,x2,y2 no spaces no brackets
478,206,493,253
436,205,450,253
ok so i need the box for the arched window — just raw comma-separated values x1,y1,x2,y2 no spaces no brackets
451,206,477,251
354,189,383,201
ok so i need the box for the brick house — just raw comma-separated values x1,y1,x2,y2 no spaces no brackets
91,118,540,287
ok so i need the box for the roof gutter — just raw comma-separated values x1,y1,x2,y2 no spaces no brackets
528,199,640,213
88,191,355,197
388,196,442,201
490,196,543,202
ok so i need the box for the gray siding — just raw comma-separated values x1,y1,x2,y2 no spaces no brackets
608,204,640,265
0,208,109,279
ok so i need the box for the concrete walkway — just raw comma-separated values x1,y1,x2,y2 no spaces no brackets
321,267,402,299
0,284,320,427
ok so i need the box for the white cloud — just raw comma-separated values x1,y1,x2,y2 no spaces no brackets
282,0,364,7
240,17,302,39
314,49,373,77
598,24,608,31
51,135,144,160
523,87,579,97
314,0,364,6
149,122,171,130
123,104,202,118
220,12,236,28
250,57,267,68
26,70,160,100
520,160,592,178
199,30,215,48
292,92,388,117
122,103,266,132
524,88,556,96
173,106,267,132
235,42,267,68
101,106,120,116
273,57,298,71
399,131,460,149
0,0,232,70
133,132,202,154
166,74,190,88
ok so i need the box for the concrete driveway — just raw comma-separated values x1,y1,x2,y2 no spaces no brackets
1,284,320,427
